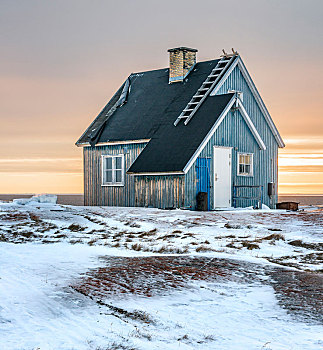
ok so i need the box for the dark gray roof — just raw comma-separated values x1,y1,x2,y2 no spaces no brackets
76,59,221,145
76,59,237,173
168,47,198,52
76,85,124,145
127,93,234,173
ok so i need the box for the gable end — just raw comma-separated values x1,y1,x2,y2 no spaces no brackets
211,57,285,148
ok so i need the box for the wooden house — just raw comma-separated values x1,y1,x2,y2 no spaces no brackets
76,47,284,210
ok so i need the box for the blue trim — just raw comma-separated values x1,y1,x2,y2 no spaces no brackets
169,76,184,82
183,63,196,79
169,63,196,83
196,157,211,210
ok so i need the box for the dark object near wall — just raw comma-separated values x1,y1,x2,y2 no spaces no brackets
276,202,299,211
268,182,276,196
196,192,208,211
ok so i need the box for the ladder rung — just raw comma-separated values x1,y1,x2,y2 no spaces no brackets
174,54,237,127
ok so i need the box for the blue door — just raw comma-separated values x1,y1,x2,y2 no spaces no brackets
196,157,211,210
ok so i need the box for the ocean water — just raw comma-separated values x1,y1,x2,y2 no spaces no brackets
278,195,323,206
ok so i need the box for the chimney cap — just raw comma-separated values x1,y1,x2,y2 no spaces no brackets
168,47,198,53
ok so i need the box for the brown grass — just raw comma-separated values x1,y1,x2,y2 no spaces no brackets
0,212,29,221
68,224,85,232
131,243,143,251
138,229,158,238
0,234,8,242
288,240,323,251
262,233,285,241
172,230,183,234
71,256,229,298
241,241,260,250
196,245,215,252
69,238,83,244
224,223,241,229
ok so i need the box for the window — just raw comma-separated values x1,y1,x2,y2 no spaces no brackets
102,155,124,186
238,153,253,176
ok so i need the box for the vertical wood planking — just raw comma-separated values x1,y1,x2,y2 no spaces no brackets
83,142,185,208
184,64,279,209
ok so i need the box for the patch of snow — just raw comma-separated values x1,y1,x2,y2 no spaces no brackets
0,243,322,349
0,204,322,349
0,202,322,270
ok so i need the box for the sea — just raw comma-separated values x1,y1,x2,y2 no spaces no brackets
0,194,323,206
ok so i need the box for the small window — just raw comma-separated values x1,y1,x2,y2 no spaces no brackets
238,153,253,176
102,155,124,186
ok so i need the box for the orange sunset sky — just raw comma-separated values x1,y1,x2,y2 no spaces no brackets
0,0,322,195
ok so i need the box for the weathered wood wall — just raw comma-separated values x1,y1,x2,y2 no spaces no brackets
84,143,185,208
84,143,146,206
134,176,185,208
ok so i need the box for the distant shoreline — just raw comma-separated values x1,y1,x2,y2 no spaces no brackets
1,194,323,206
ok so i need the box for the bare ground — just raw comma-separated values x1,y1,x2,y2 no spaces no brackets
71,255,323,325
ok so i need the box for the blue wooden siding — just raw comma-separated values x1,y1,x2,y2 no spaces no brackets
196,157,211,210
185,65,279,209
84,142,184,208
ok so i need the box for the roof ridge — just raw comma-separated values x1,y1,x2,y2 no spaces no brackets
131,58,220,75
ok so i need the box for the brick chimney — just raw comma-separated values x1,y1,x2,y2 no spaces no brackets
168,47,198,83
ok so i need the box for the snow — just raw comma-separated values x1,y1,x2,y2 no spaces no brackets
0,201,322,349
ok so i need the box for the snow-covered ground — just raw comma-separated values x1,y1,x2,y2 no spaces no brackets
0,200,322,349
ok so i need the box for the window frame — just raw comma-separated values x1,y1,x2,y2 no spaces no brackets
237,152,254,177
101,154,125,186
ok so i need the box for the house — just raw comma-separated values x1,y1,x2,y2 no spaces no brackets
76,47,284,210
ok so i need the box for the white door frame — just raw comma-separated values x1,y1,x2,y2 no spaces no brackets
213,146,233,209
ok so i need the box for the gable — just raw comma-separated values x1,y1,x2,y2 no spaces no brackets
210,57,285,148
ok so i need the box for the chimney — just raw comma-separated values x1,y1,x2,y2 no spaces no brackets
168,47,198,83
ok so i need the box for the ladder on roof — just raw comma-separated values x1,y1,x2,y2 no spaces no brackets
174,53,239,126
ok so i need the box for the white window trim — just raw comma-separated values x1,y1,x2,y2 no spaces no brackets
237,152,254,177
101,154,125,186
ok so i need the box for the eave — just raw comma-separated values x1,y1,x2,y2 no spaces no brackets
127,171,185,176
76,139,151,147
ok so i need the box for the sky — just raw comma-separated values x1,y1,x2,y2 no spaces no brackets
0,0,322,195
